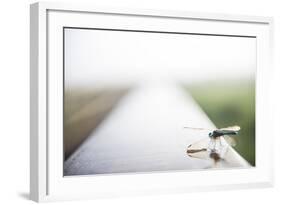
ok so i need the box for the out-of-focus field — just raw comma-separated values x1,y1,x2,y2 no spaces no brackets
64,87,129,160
183,80,255,165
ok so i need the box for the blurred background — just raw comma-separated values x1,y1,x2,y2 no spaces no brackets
64,87,129,159
64,28,256,166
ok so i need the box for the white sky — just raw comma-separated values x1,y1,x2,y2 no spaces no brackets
65,28,256,88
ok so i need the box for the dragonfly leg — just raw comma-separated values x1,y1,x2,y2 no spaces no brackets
207,138,215,151
213,138,223,153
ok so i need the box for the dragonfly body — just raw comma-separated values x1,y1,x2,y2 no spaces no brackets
184,125,241,162
209,129,238,138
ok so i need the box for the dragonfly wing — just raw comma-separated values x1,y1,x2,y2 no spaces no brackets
223,135,237,147
219,125,240,131
183,126,212,131
186,138,209,160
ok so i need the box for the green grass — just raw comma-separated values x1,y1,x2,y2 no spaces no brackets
183,80,255,166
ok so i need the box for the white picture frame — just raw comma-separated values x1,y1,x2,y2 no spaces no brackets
30,2,274,202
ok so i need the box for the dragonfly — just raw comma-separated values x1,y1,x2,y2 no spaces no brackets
183,125,240,162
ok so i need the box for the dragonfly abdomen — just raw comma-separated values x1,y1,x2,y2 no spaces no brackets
210,130,238,138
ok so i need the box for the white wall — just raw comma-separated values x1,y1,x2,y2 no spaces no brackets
0,0,280,204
